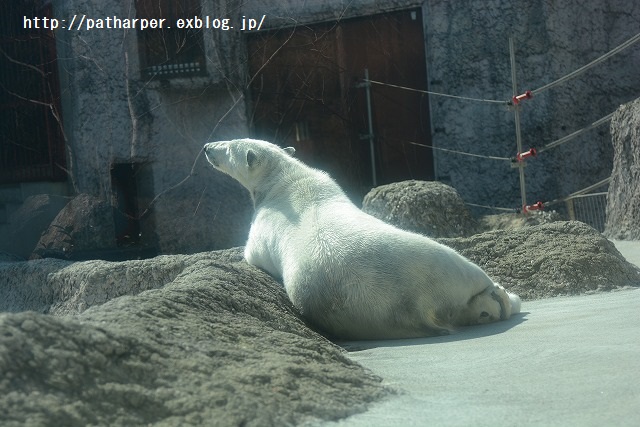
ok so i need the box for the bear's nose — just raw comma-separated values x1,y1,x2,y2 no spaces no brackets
204,143,219,166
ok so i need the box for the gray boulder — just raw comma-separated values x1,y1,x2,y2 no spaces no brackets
0,248,388,426
479,210,562,232
31,193,117,260
440,221,640,300
362,180,478,237
0,257,71,313
0,194,70,259
605,97,640,239
0,252,188,315
4,221,638,425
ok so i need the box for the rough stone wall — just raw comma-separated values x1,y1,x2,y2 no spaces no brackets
604,97,640,239
43,0,640,255
52,0,253,254
243,0,422,28
423,0,640,211
52,0,131,198
246,0,640,212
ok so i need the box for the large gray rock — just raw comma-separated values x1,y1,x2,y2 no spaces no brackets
0,253,188,315
0,257,70,314
605,98,640,240
0,194,70,259
0,248,387,426
362,180,478,237
479,210,562,232
3,222,638,425
31,193,117,260
440,221,640,300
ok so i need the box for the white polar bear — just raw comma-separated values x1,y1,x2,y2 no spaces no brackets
204,138,521,340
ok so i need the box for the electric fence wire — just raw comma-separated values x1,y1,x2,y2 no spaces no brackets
531,32,640,96
464,202,520,213
363,32,639,212
543,177,612,207
365,32,640,106
365,79,509,105
405,140,511,161
536,112,615,154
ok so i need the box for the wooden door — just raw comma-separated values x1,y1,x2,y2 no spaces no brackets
247,9,433,201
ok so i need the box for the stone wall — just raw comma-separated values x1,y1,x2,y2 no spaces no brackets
243,0,422,28
245,0,640,212
424,0,640,211
47,0,253,255
6,0,635,257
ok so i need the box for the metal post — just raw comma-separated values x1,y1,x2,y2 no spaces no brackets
363,68,377,187
566,199,576,220
509,37,527,210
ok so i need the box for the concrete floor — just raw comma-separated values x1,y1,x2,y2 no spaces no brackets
327,241,640,427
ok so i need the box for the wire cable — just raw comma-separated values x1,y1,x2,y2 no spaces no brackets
405,140,512,161
531,32,640,96
465,202,520,213
536,112,614,154
365,79,508,105
543,177,611,207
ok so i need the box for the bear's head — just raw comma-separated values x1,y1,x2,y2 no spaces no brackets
204,139,295,190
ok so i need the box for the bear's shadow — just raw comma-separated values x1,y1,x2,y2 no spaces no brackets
337,312,529,351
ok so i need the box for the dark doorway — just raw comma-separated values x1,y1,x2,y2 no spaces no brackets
111,163,141,247
247,9,433,200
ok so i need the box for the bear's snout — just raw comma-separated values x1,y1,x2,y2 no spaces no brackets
204,143,220,167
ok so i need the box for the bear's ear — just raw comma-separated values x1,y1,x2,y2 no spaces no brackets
283,147,295,156
246,149,258,168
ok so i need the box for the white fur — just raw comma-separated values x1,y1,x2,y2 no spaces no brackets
205,138,521,340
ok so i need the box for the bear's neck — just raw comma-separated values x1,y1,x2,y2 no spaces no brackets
250,161,349,210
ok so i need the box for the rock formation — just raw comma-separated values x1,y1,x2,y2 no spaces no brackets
362,180,478,237
2,211,639,425
440,221,640,300
605,97,640,239
0,194,69,259
31,193,118,260
0,248,388,426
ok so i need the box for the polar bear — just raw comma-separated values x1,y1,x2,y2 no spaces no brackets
204,138,521,340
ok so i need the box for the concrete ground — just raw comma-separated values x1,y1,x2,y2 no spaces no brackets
328,240,640,427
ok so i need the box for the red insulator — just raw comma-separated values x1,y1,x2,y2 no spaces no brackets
523,201,544,213
512,90,533,105
516,148,537,162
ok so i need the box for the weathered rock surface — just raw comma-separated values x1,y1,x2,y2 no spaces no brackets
479,210,562,232
0,253,191,315
3,221,639,425
605,97,640,240
31,193,117,260
362,180,478,237
0,194,70,259
0,248,387,426
440,221,640,300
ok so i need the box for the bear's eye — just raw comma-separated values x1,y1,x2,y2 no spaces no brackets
246,149,259,167
480,311,490,318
